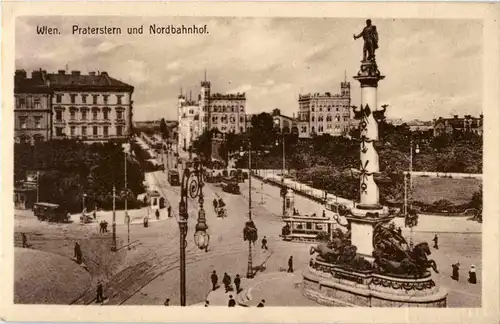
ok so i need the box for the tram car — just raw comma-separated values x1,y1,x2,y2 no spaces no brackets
281,213,338,243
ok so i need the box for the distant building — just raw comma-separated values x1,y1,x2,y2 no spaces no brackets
387,118,434,132
14,70,52,144
178,76,247,151
48,70,134,142
271,108,298,134
297,80,351,138
433,114,483,137
178,93,202,151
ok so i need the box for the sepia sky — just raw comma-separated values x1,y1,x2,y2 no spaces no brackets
16,16,483,122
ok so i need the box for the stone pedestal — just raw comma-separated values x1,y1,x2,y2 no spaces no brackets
345,213,393,260
303,261,447,307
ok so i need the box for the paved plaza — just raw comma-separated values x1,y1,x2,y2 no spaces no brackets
14,166,482,307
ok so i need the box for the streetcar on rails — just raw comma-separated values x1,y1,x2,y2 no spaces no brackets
167,169,180,186
34,202,69,223
281,213,338,243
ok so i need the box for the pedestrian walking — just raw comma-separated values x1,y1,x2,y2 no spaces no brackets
223,272,232,293
234,274,241,293
205,300,209,307
99,221,104,233
156,209,160,220
96,282,104,303
74,242,82,264
322,210,326,218
261,236,268,250
143,217,149,228
104,221,108,232
164,298,170,306
287,256,294,273
167,206,172,218
21,232,28,248
93,210,97,220
227,295,236,307
468,265,477,284
433,234,439,249
451,262,460,281
211,270,218,291
257,299,265,307
213,198,218,212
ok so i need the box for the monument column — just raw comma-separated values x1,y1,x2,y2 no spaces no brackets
346,21,394,259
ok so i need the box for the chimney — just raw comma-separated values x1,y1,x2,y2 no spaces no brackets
58,70,65,75
89,72,96,76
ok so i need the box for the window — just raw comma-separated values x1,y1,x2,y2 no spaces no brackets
34,98,41,109
116,95,123,104
116,126,123,136
103,126,109,137
116,110,123,120
336,107,339,112
81,110,87,120
93,126,98,136
70,126,76,137
93,110,98,120
56,111,63,121
103,95,109,104
82,126,87,136
306,222,312,230
240,116,244,123
103,109,109,120
81,95,87,104
240,106,244,112
231,106,235,112
56,94,62,103
212,116,218,123
19,117,27,129
301,126,307,133
311,116,315,122
18,98,26,108
93,95,98,105
336,116,340,122
344,117,348,122
70,110,76,120
240,126,243,133
56,127,64,136
70,94,77,104
34,117,42,129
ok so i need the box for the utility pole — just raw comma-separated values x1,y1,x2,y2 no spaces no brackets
124,145,130,250
247,140,253,279
111,185,117,251
36,171,39,203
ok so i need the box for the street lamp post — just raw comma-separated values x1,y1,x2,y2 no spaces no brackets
124,145,131,250
178,158,210,306
405,137,420,247
240,142,254,279
111,185,117,252
36,171,40,203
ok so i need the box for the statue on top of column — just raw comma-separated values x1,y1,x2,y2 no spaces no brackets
353,19,379,63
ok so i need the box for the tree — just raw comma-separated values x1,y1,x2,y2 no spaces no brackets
250,112,277,151
159,118,169,139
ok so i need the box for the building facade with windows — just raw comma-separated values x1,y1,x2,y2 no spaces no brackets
271,108,298,134
48,70,134,141
178,78,247,151
177,95,203,151
297,81,351,138
14,70,52,144
433,114,483,137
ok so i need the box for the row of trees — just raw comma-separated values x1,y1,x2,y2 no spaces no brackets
15,140,145,213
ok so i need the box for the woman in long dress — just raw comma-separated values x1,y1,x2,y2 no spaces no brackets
468,264,477,284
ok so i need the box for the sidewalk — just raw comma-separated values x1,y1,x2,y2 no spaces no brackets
204,272,318,307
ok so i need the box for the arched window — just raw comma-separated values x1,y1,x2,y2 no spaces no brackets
311,116,315,122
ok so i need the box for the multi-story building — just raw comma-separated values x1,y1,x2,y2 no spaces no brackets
433,114,483,137
48,70,134,141
178,94,203,151
14,69,134,143
178,77,247,151
297,81,351,138
14,70,52,144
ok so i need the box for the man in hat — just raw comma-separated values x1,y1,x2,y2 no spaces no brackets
234,274,241,293
287,256,294,273
452,262,460,281
223,272,231,293
205,300,210,307
96,282,104,303
167,206,172,218
433,234,439,249
261,236,268,250
210,270,218,291
164,298,170,306
156,209,160,220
